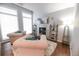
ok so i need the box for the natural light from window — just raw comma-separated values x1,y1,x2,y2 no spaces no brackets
61,15,74,30
0,7,17,15
22,13,32,34
0,7,18,40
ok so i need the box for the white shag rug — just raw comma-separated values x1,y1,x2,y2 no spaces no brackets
45,40,57,56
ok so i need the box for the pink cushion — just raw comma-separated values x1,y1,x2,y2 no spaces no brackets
13,40,48,49
12,35,48,56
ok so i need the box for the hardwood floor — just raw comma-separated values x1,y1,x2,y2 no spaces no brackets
51,42,70,56
1,42,13,56
1,41,70,56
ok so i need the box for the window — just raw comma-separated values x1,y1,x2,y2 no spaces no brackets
0,4,33,40
0,7,18,40
0,7,17,15
22,12,32,34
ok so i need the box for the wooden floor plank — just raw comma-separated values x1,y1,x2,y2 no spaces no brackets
51,42,70,56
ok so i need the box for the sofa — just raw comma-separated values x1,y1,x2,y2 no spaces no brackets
7,31,26,45
12,35,48,56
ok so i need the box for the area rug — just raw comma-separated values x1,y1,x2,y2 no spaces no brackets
45,40,57,56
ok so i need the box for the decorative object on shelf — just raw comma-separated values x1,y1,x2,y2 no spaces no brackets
15,31,22,33
47,17,50,24
37,18,44,24
48,24,58,42
32,24,37,36
25,36,35,40
47,16,54,24
15,31,26,35
25,35,40,40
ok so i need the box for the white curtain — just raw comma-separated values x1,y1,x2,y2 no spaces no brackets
0,7,18,40
22,13,32,34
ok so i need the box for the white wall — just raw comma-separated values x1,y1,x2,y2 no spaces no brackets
45,7,75,42
70,4,79,56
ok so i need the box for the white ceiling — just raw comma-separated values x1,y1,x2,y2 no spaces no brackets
22,3,76,15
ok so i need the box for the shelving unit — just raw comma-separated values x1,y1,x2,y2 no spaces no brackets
32,25,37,36
48,24,58,42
